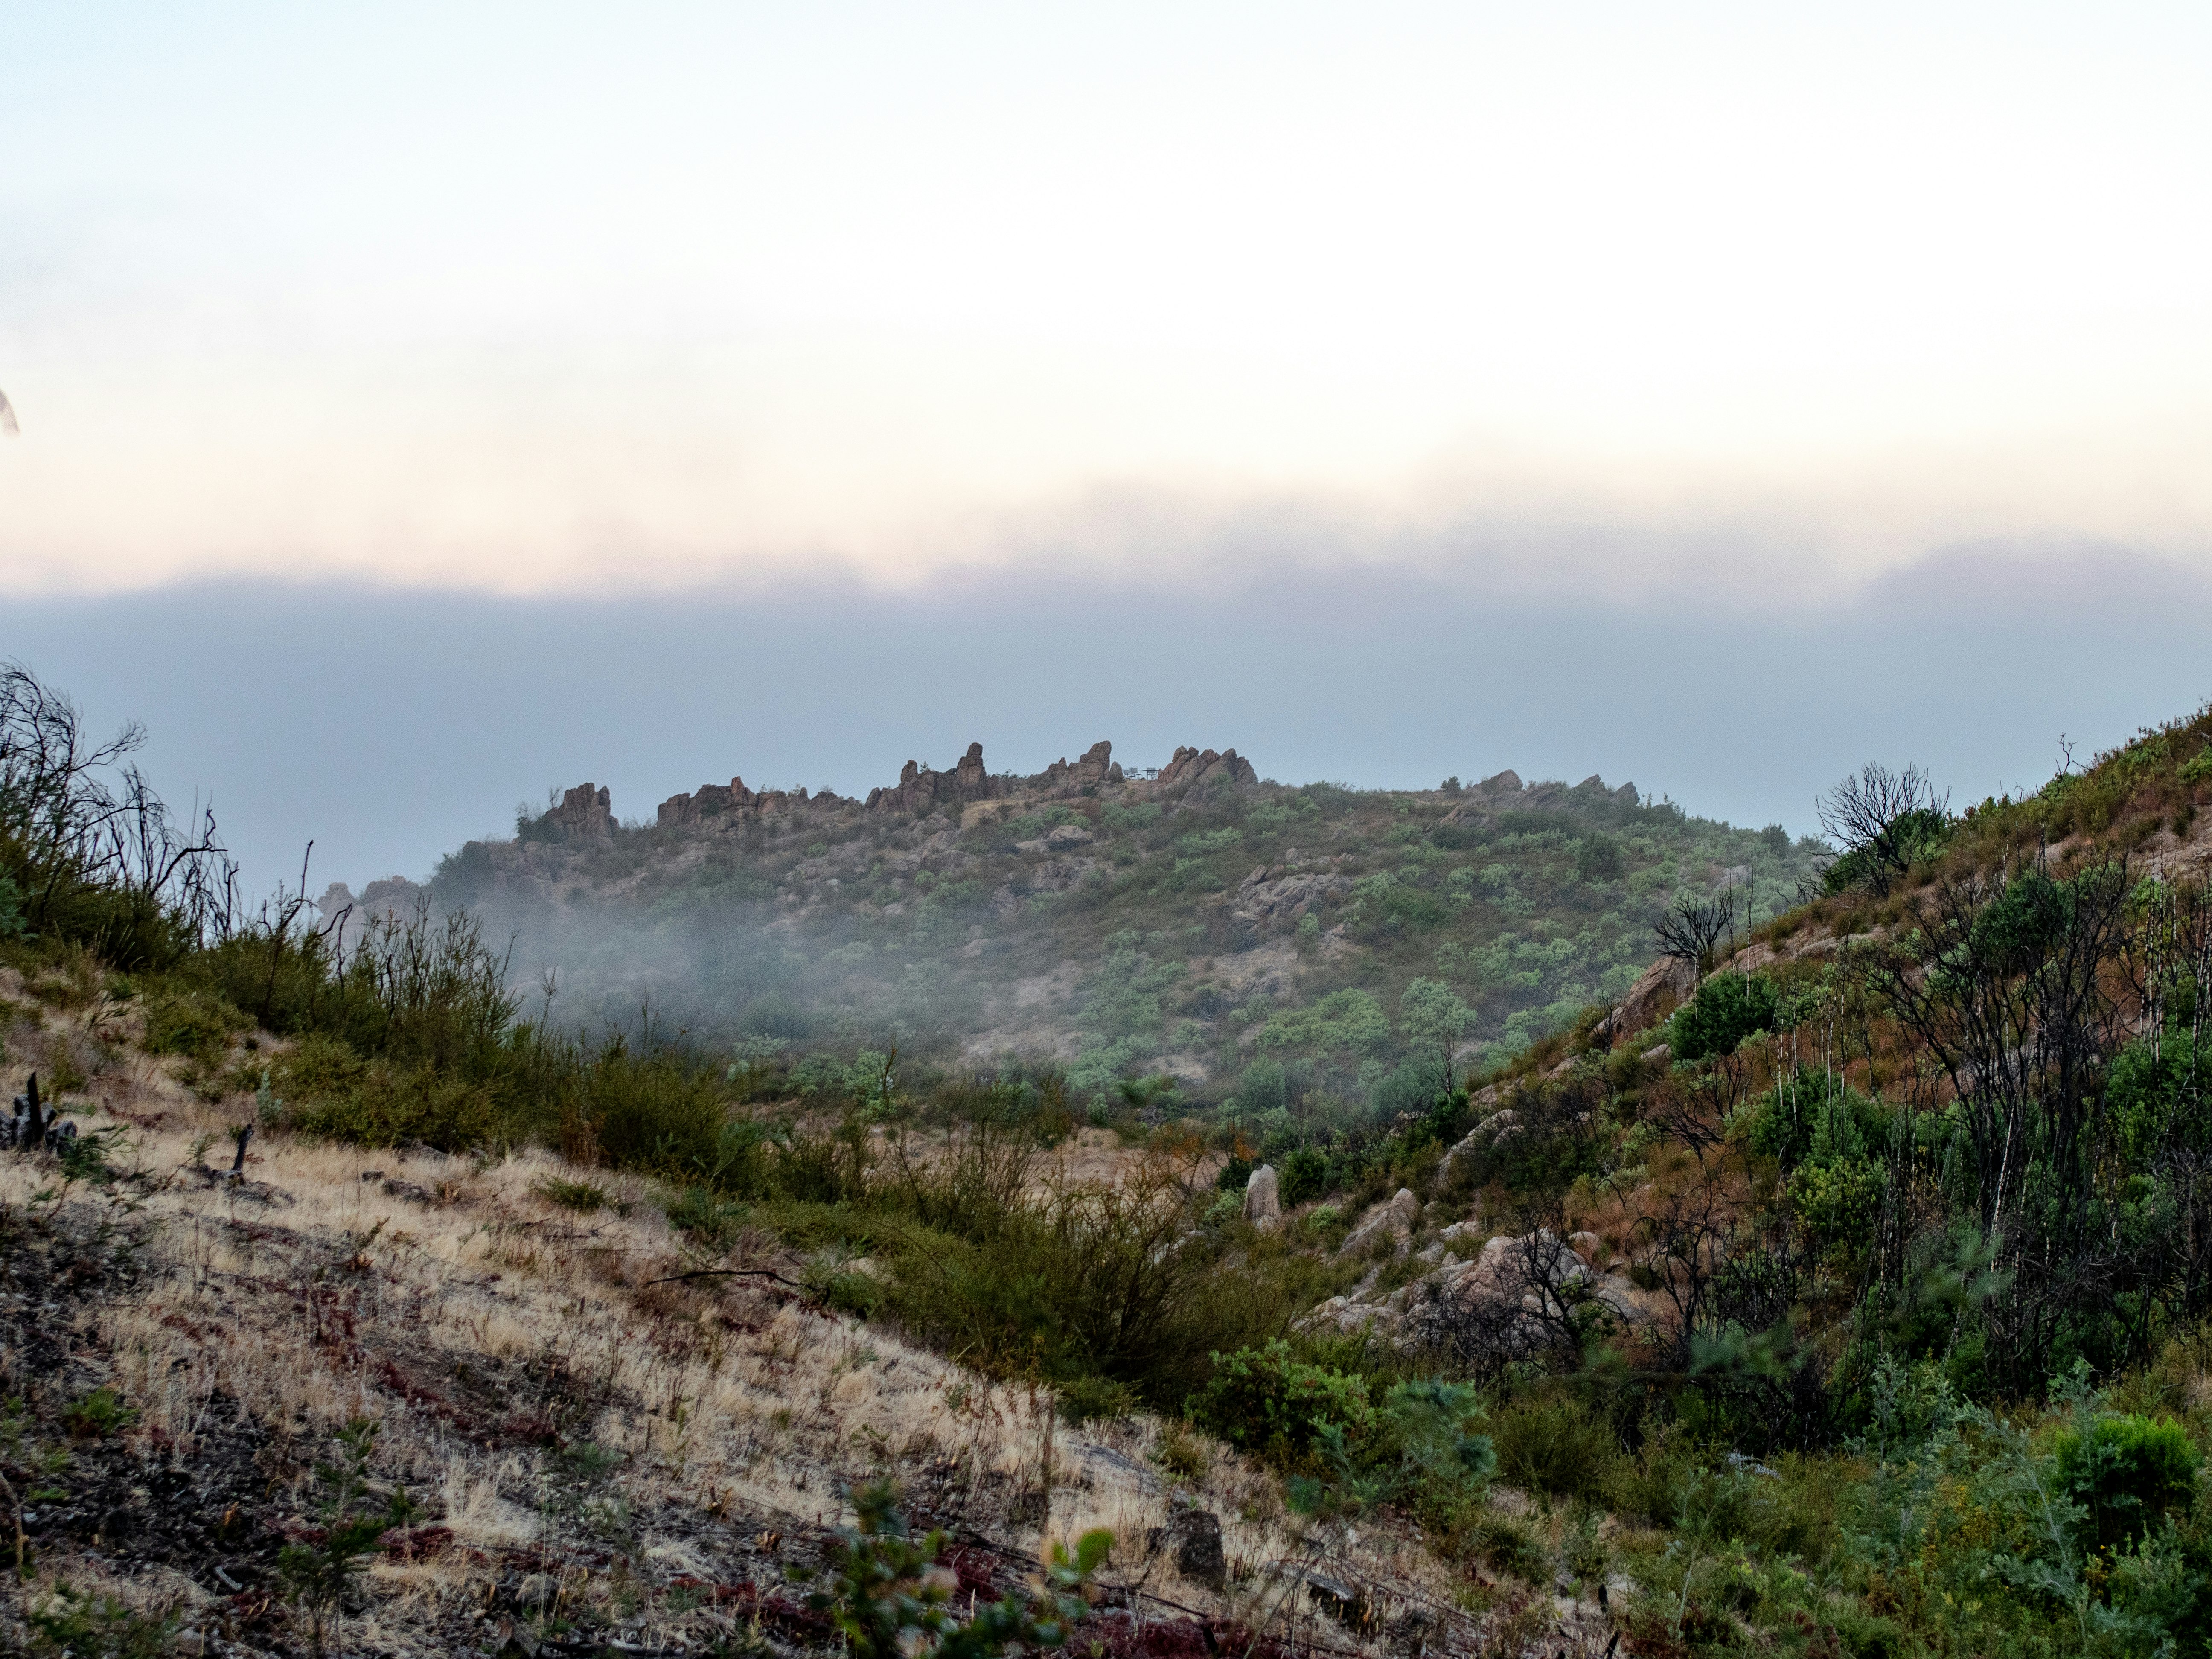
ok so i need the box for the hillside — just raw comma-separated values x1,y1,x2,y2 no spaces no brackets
362,739,1825,1110
20,660,2212,1658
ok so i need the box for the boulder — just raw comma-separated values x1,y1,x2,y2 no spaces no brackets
1338,1187,1419,1258
1157,745,1260,792
1234,867,1354,923
1596,956,1697,1046
356,876,425,921
1162,1502,1225,1588
1243,1165,1281,1230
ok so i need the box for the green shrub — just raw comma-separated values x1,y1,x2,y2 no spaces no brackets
533,1174,616,1213
286,1059,502,1147
1187,1340,1374,1467
142,992,248,1062
62,1386,137,1439
1057,1375,1138,1424
1669,972,1781,1063
795,1479,1108,1659
1280,1145,1332,1206
2052,1413,2200,1549
1489,1394,1620,1499
25,1584,177,1659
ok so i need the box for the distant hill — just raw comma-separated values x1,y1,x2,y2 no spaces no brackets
389,739,1827,1109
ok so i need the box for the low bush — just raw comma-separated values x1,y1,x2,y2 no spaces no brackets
2052,1412,2200,1550
142,991,247,1062
1187,1340,1374,1467
1669,972,1782,1063
1490,1393,1621,1500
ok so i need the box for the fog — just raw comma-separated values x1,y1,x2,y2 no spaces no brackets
10,543,2205,896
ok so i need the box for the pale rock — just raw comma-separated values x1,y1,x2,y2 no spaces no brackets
1243,1165,1281,1230
1337,1187,1419,1258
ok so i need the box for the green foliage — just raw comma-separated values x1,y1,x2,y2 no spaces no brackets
142,991,248,1060
61,1386,136,1440
795,1479,1108,1659
1279,1145,1332,1206
1668,970,1782,1062
276,1418,416,1658
1187,1340,1375,1467
25,1584,177,1659
1575,833,1624,882
1488,1393,1621,1500
2052,1413,2200,1551
533,1174,617,1213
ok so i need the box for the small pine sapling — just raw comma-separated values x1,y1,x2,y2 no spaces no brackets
276,1418,415,1658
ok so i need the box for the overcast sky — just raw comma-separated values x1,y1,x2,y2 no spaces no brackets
5,6,2211,887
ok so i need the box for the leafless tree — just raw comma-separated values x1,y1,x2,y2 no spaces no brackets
1816,762,1949,897
1654,890,1734,973
0,661,235,954
1402,1199,1593,1379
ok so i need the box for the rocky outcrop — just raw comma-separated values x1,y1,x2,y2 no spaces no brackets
552,783,617,840
658,775,758,827
1036,740,1119,793
646,735,1257,828
1233,865,1353,924
1445,770,1637,823
1244,1165,1281,1230
1157,746,1258,792
1594,955,1697,1046
356,876,426,921
1337,1188,1419,1258
867,742,1010,816
1302,1224,1671,1359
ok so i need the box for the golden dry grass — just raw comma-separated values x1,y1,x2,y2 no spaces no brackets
0,996,1521,1657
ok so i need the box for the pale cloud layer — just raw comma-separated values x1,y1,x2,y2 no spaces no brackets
7,4,2212,595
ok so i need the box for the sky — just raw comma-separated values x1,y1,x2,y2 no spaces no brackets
5,5,2212,886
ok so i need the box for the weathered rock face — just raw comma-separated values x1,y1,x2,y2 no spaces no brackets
553,783,617,840
1161,1502,1225,1587
356,876,426,920
1595,955,1697,1046
867,742,1010,816
1234,865,1353,923
1036,739,1117,794
1244,1164,1282,1230
658,775,758,827
1157,745,1258,792
1337,1187,1420,1258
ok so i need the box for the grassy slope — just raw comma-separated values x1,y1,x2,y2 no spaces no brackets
0,965,1575,1659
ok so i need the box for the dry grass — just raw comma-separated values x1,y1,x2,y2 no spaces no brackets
0,1008,1519,1657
